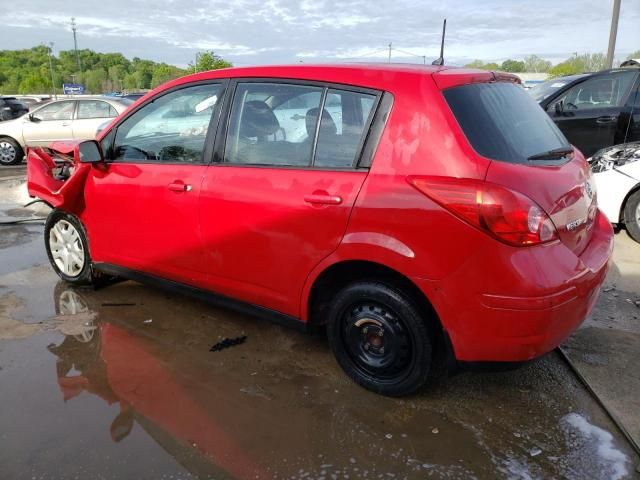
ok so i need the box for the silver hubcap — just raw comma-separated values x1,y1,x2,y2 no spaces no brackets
636,202,640,225
0,141,16,163
49,220,85,277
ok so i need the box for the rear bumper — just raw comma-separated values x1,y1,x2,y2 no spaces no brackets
413,210,613,363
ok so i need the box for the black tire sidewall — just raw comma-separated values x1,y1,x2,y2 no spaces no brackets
44,210,94,286
0,137,24,165
624,190,640,243
327,282,433,396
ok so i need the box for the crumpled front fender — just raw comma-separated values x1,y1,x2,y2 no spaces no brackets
26,142,91,212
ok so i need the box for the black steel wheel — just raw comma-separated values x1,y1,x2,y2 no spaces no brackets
328,282,433,396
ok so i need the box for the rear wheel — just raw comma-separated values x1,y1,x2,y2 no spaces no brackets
45,211,95,286
624,189,640,243
327,282,433,396
0,137,23,165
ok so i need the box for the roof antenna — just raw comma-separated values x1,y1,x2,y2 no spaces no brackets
432,18,446,66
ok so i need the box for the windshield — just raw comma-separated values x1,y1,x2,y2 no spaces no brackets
444,82,570,164
528,76,582,102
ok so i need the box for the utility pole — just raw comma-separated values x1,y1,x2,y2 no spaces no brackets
71,17,81,72
605,0,621,70
48,42,57,99
388,43,392,63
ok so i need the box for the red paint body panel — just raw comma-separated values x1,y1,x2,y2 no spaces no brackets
27,63,614,365
199,166,367,317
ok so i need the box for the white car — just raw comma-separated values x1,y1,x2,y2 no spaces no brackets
0,96,131,165
589,142,640,242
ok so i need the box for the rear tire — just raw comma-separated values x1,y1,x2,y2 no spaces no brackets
327,282,433,396
624,189,640,243
0,137,24,165
45,211,95,286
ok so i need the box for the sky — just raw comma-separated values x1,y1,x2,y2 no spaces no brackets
1,0,638,68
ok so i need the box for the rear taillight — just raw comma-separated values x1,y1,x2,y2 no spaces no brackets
407,176,558,246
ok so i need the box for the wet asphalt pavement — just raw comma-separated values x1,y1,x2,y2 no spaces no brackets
1,167,639,480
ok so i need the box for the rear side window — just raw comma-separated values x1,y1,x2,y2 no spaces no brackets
444,82,569,163
314,89,376,168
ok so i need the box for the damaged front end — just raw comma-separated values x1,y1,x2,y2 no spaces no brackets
588,142,640,175
27,141,92,211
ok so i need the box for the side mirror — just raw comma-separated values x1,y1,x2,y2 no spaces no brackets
76,140,104,164
28,113,39,122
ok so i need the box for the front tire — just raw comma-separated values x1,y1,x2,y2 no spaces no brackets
45,211,95,286
327,282,433,396
0,137,24,165
624,189,640,243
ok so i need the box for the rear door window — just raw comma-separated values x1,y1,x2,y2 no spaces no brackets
224,82,323,167
443,82,570,163
77,100,118,119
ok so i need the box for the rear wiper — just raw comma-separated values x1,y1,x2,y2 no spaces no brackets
527,147,574,161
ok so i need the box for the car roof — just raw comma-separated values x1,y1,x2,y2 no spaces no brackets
153,63,520,95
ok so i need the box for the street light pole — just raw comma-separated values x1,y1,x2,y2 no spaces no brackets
71,17,81,72
605,0,621,70
48,42,57,99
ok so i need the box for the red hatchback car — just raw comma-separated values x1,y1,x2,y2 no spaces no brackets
27,64,613,396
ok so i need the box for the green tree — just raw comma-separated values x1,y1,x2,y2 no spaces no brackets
524,55,552,73
626,50,640,60
464,59,485,69
548,53,607,77
189,51,232,73
500,59,525,72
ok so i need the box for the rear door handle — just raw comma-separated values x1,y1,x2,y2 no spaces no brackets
61,122,70,127
596,115,617,124
304,193,342,205
168,182,192,192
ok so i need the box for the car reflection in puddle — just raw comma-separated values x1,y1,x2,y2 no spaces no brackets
44,283,487,480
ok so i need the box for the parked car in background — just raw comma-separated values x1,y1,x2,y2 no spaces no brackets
589,142,640,242
120,93,146,102
27,64,612,396
530,66,640,158
0,96,28,121
14,95,52,111
0,96,131,165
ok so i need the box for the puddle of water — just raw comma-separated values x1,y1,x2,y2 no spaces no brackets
0,274,636,480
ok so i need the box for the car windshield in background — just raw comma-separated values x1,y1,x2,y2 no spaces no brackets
444,82,570,164
528,74,587,102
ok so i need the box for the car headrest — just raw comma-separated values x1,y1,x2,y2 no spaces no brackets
240,100,280,138
306,107,337,138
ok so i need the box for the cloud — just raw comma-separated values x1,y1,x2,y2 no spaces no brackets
1,0,638,67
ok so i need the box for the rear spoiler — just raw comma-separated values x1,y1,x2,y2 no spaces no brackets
432,69,521,90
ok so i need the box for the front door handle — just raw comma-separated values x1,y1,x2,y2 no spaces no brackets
304,193,342,205
168,182,192,192
61,122,70,127
596,115,617,124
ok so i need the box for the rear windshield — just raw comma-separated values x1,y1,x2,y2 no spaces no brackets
443,82,570,164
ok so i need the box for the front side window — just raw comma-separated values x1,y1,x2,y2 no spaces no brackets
77,100,118,119
111,83,223,163
224,82,377,168
554,71,637,110
33,101,75,121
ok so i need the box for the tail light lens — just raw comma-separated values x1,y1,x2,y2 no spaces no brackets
407,176,558,246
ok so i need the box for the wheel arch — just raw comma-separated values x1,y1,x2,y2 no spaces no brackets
619,181,640,224
305,259,442,330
